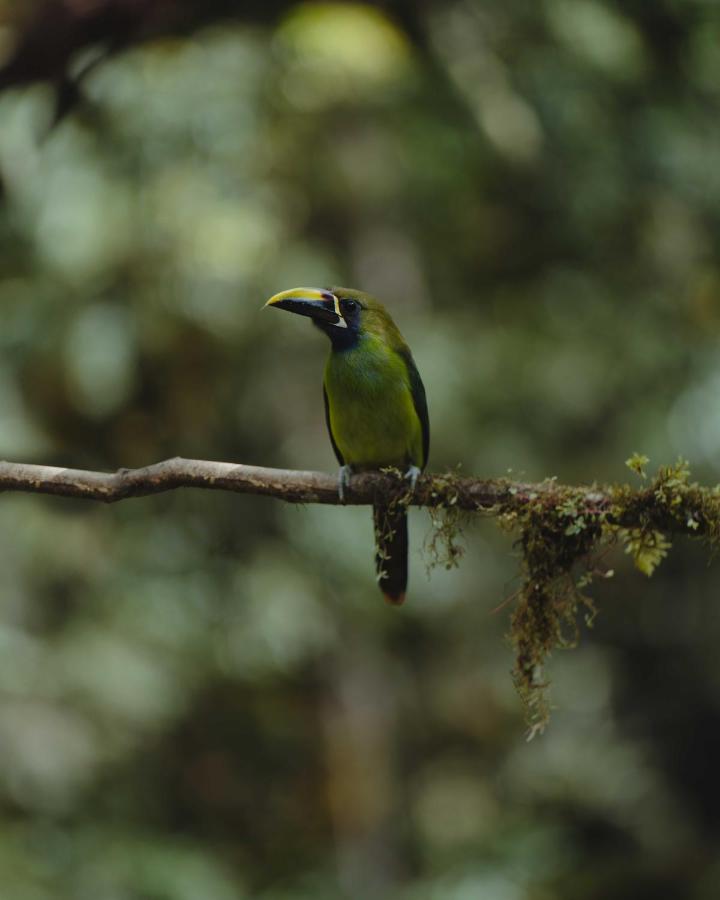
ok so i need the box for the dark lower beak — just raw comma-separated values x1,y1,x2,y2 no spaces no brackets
264,287,341,325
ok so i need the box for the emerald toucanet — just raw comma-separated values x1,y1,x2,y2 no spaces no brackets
265,287,429,604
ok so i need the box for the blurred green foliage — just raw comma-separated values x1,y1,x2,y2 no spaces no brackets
1,1,720,897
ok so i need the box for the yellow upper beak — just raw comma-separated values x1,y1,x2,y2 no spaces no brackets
264,287,347,327
265,287,335,308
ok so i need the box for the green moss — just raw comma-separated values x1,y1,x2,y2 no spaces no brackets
417,458,720,735
495,459,720,735
498,483,605,735
423,471,466,573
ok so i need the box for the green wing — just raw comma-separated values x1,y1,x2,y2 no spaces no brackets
398,347,429,469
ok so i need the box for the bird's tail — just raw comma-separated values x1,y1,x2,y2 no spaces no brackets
373,503,408,605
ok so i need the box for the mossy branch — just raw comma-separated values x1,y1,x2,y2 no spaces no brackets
1,455,718,733
0,456,714,531
0,457,586,507
496,458,720,735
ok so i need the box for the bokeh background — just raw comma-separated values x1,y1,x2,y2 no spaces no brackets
1,1,720,897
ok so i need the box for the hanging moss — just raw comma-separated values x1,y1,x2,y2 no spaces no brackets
423,471,466,573
424,458,720,736
499,483,606,736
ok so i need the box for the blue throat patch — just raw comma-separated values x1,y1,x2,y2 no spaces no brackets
313,319,361,351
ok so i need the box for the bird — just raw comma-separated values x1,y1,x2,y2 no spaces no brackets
265,286,429,604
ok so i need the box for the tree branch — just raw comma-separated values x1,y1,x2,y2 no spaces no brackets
0,456,714,540
3,454,715,732
0,456,520,507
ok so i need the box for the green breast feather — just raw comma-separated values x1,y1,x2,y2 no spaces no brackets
323,333,426,469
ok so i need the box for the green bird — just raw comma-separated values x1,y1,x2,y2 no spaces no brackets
265,286,429,604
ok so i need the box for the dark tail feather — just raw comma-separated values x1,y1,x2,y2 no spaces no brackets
373,503,408,605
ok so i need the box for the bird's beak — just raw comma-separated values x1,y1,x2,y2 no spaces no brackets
264,287,347,328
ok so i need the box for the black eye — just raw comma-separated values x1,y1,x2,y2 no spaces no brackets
342,298,359,313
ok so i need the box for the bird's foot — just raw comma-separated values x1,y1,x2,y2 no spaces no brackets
404,465,421,491
338,465,353,503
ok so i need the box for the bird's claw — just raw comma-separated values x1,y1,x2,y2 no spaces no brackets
338,465,352,503
405,465,421,491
